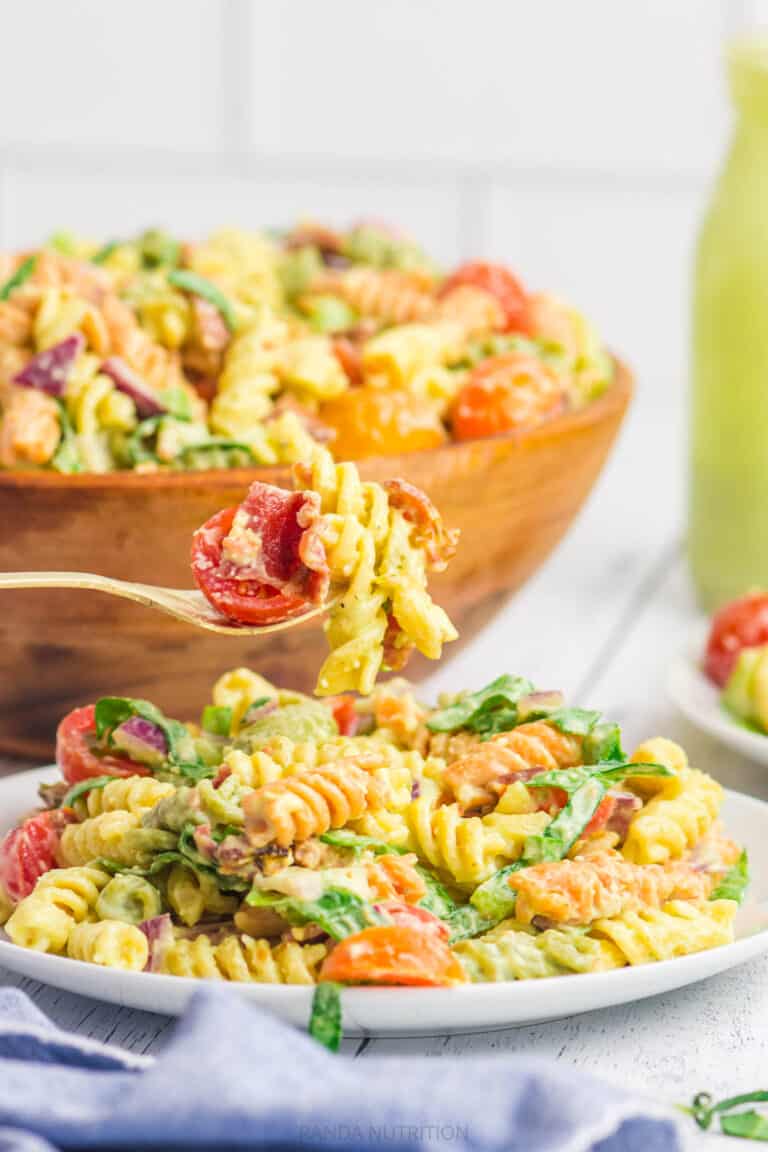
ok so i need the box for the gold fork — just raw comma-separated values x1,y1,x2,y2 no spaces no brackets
0,572,335,635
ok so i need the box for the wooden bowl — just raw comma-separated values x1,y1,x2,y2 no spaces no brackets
0,361,632,759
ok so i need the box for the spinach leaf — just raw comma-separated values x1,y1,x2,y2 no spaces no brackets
168,269,237,331
445,905,496,943
471,777,608,920
545,708,601,736
309,983,342,1052
319,829,407,858
426,675,534,735
687,1090,768,1138
92,241,120,264
176,439,257,471
415,867,457,920
711,850,750,904
0,256,36,301
62,775,114,809
246,886,388,940
526,760,672,795
201,705,233,738
51,401,81,474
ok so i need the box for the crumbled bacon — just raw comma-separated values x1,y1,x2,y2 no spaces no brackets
384,478,459,572
221,483,330,604
382,613,415,672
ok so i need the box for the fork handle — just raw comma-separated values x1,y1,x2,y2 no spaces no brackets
0,571,124,593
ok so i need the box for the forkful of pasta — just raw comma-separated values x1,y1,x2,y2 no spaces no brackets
0,446,459,695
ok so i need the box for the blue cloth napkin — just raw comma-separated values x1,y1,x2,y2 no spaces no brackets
0,985,682,1152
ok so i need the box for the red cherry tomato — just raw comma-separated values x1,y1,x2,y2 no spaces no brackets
326,695,358,736
190,506,310,626
582,795,615,838
377,900,450,939
0,811,66,902
704,592,768,687
439,261,532,334
320,923,465,986
56,704,151,786
451,353,566,441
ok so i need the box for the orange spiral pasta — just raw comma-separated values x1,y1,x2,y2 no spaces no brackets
508,850,713,926
443,720,583,814
243,756,387,848
313,268,435,326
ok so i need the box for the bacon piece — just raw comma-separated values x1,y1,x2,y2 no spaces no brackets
220,482,330,604
384,478,459,572
382,613,415,672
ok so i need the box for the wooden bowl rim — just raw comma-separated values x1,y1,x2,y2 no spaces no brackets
0,358,633,492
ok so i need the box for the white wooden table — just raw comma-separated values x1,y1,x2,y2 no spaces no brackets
1,396,765,1144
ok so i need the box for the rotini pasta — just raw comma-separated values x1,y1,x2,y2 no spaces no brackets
67,919,149,971
590,899,737,964
0,225,613,474
58,811,176,868
5,867,110,953
454,920,624,981
161,933,327,983
0,668,746,990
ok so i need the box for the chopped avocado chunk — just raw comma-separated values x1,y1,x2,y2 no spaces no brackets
722,646,764,728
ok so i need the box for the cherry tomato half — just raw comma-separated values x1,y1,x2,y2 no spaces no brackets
704,592,768,688
56,704,151,785
326,695,359,736
439,261,532,334
451,352,566,441
320,923,465,986
190,506,311,626
0,811,67,901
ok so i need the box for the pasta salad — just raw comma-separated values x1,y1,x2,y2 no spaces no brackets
0,672,746,986
0,223,614,473
190,447,458,694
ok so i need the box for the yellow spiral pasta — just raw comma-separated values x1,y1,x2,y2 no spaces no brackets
295,446,457,695
623,768,723,865
244,758,386,849
161,933,327,983
591,899,736,964
75,775,175,819
277,336,348,401
189,228,283,311
362,322,459,389
405,779,549,886
5,867,111,953
454,920,624,981
67,919,149,971
165,864,239,928
58,811,176,868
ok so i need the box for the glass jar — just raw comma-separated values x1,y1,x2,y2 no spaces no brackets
691,39,768,608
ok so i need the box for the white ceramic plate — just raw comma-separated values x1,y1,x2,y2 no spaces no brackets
1,767,767,1036
667,622,768,765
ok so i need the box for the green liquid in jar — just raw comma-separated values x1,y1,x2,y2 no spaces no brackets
691,39,768,608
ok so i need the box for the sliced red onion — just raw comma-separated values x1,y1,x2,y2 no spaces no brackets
12,334,85,396
604,792,642,841
111,716,167,767
517,691,565,723
241,699,279,727
410,780,421,799
139,913,174,972
100,356,166,418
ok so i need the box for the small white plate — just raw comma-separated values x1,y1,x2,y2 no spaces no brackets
1,767,768,1035
667,623,768,765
